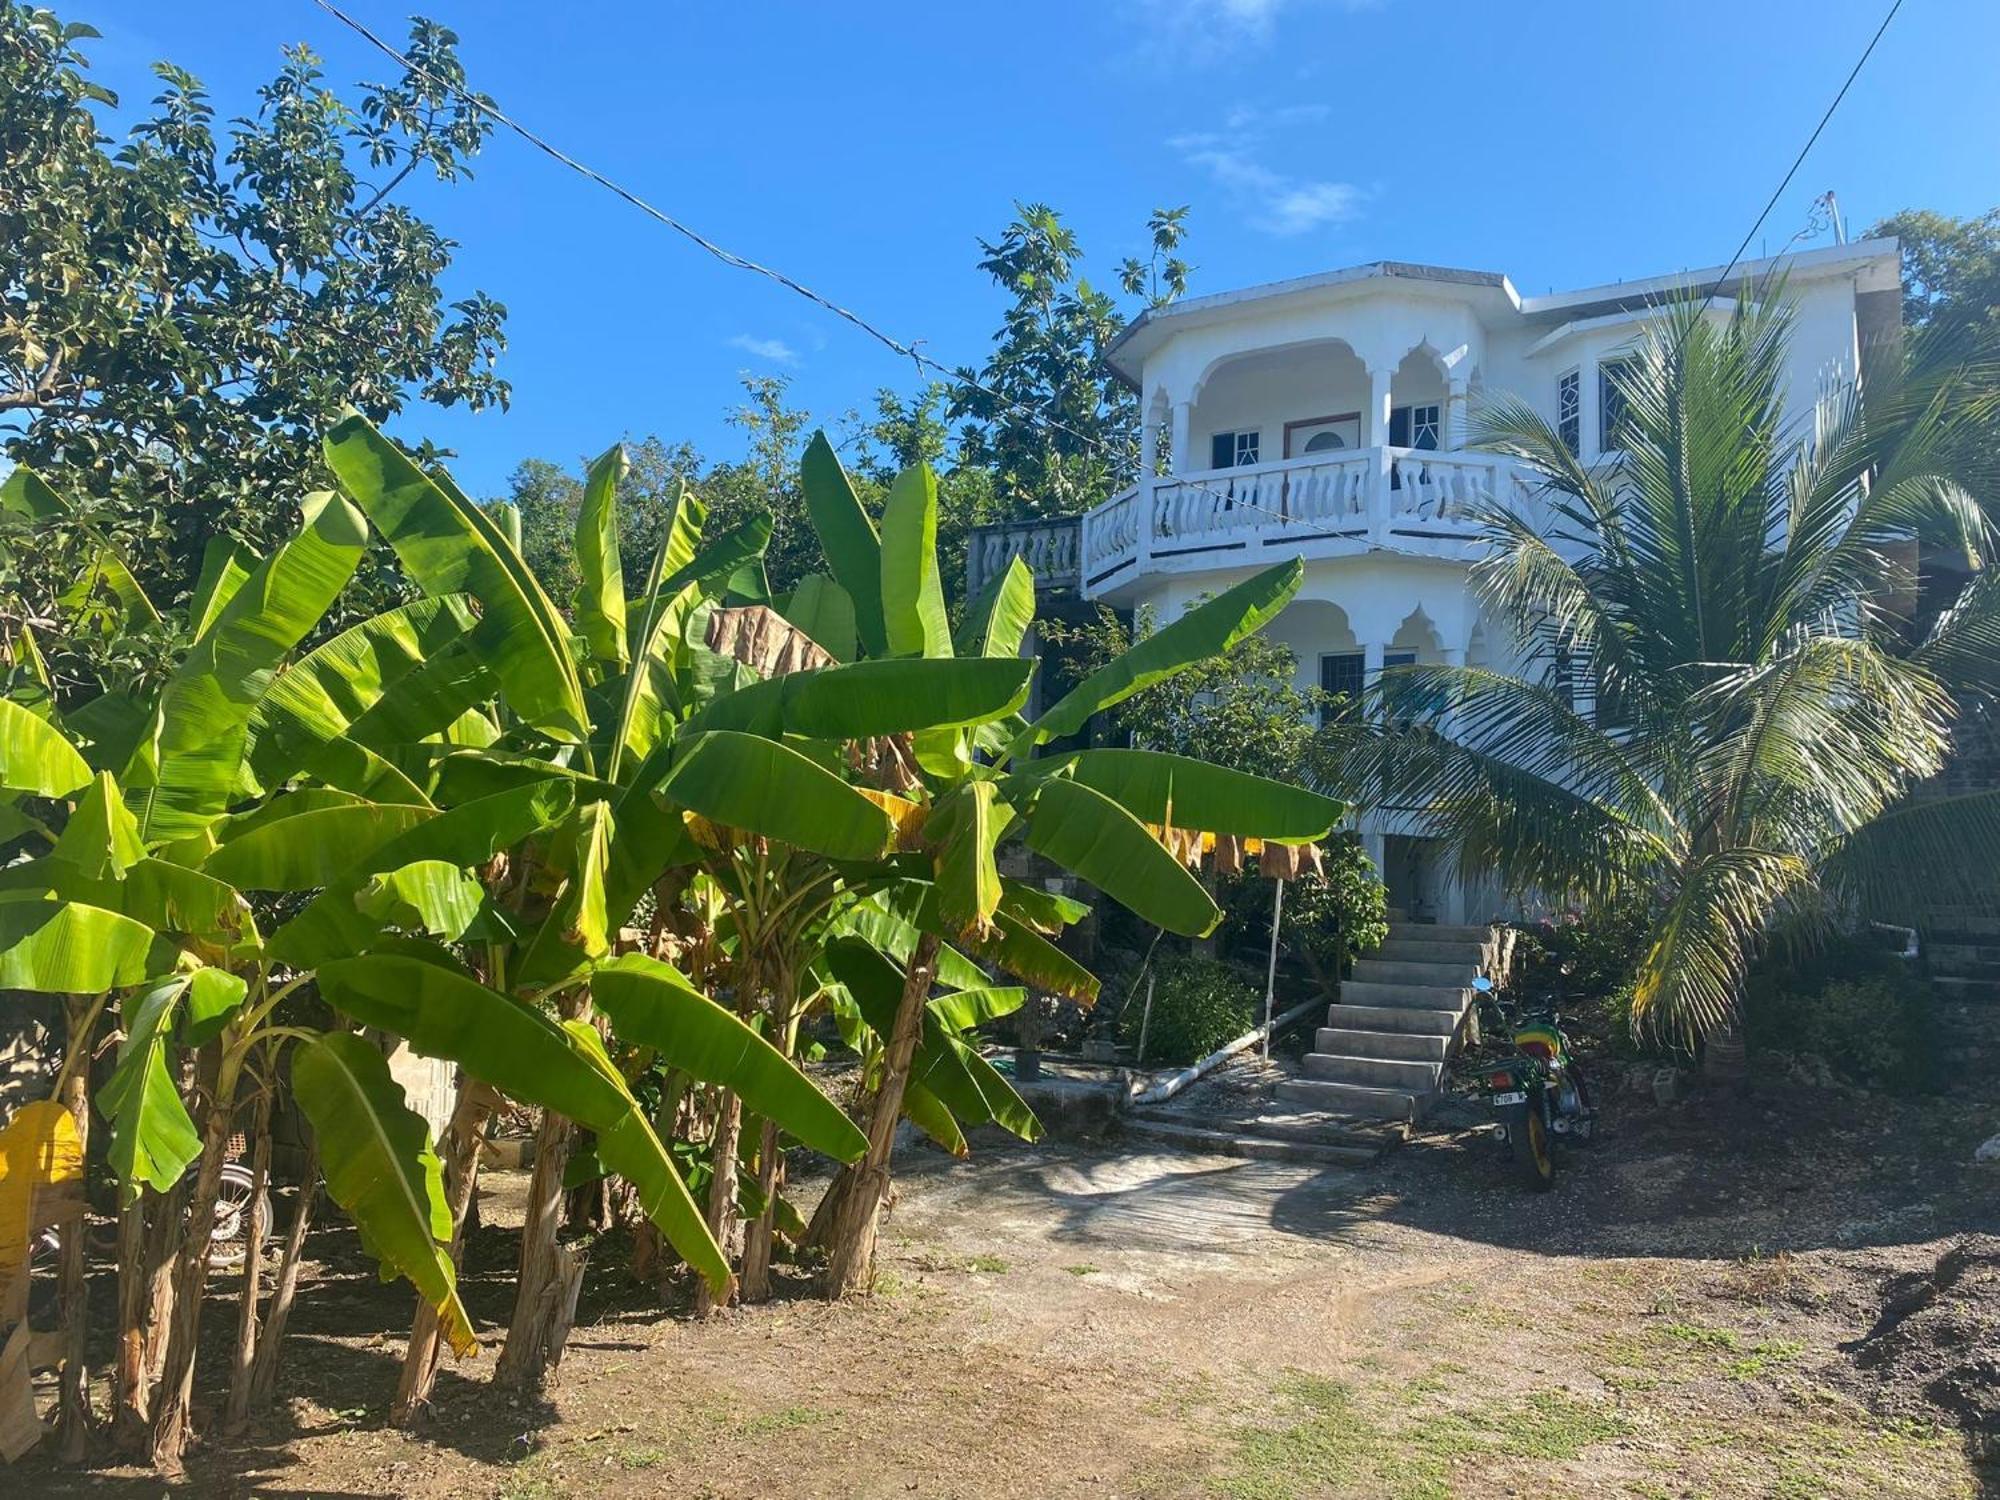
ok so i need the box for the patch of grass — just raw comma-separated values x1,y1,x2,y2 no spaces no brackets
1654,1320,1738,1352
966,1253,1010,1274
1207,1375,1626,1500
1065,1262,1101,1276
613,1445,667,1470
740,1405,836,1437
1724,1338,1804,1380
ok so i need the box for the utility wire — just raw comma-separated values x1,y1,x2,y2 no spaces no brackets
1692,0,1904,321
305,0,1300,528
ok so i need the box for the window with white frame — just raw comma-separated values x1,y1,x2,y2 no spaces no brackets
1598,357,1636,452
1209,429,1261,469
1388,405,1441,451
1557,369,1581,455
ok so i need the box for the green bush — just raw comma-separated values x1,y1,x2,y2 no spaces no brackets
1125,956,1259,1066
1742,935,1938,1091
1504,902,1658,1056
1218,832,1388,990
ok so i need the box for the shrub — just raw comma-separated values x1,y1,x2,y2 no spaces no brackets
1742,934,1938,1091
1218,832,1388,991
1505,901,1657,1057
1125,956,1259,1066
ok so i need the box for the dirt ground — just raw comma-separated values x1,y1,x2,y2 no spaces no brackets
20,1014,2000,1499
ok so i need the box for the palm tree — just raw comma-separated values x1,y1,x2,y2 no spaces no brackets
1331,295,2000,1043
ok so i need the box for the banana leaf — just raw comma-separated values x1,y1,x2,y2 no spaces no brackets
955,555,1035,660
880,464,951,658
656,732,892,861
0,698,91,798
97,977,203,1202
590,953,867,1161
204,800,435,892
574,443,629,667
128,490,368,841
292,1033,477,1357
0,895,164,991
1025,557,1303,748
781,574,857,662
48,771,145,878
1024,777,1220,936
324,413,590,745
683,656,1033,740
313,941,729,1291
1034,748,1344,840
800,433,887,657
270,778,576,966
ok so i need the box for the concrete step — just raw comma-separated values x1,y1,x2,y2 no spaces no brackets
1276,1077,1425,1122
1303,1052,1441,1090
1388,922,1495,945
1340,980,1474,1010
1316,1027,1450,1061
1119,1115,1382,1165
1374,939,1487,966
1351,957,1476,987
1326,1002,1464,1036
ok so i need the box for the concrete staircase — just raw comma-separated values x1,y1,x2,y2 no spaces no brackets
1276,921,1511,1123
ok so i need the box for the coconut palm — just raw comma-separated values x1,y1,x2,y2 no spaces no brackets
1330,296,2000,1043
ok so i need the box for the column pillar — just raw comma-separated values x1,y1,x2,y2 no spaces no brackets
1445,375,1470,450
1364,367,1394,448
1168,401,1192,473
1579,358,1601,461
1138,401,1160,477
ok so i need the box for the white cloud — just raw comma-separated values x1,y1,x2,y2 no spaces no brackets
1126,0,1383,60
1169,107,1362,236
726,334,799,365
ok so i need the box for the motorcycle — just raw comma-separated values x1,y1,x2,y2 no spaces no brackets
1468,976,1593,1190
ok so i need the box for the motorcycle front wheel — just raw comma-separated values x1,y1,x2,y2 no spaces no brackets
1505,1097,1557,1191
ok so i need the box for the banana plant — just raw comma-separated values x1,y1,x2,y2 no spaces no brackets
778,434,1348,1295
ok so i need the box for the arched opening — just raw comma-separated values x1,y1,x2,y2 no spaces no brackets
1387,346,1449,450
1188,340,1369,471
1263,598,1361,717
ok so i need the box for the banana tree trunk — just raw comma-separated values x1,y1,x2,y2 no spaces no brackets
149,1041,245,1475
692,1087,742,1317
737,1114,782,1303
54,993,95,1462
497,994,590,1392
392,1078,495,1425
116,1176,187,1453
244,1132,318,1416
221,1085,274,1436
821,933,939,1299
112,1191,150,1447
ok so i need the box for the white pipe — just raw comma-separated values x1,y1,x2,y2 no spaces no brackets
1135,969,1156,1068
1128,993,1322,1107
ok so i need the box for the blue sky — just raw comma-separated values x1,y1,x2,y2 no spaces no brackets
75,0,2000,498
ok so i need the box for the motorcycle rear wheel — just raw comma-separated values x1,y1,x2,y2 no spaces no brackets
1507,1098,1557,1191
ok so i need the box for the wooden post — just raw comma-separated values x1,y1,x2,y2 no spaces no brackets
1135,970,1157,1069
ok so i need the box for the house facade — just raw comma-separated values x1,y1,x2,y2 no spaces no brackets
967,240,1904,924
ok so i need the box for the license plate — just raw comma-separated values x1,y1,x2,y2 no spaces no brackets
1490,1091,1526,1107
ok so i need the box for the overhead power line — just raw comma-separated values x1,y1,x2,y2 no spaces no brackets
1693,0,1904,320
304,0,1308,531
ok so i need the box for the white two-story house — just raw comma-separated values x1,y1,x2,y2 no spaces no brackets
968,240,1903,925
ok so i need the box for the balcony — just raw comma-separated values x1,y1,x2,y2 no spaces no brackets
966,448,1537,602
964,513,1082,600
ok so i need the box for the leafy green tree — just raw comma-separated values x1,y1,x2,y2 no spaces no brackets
1332,298,2000,1043
0,7,508,618
951,203,1190,519
1871,207,2000,332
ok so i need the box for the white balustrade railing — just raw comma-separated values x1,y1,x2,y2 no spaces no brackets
1073,447,1532,587
965,515,1081,596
